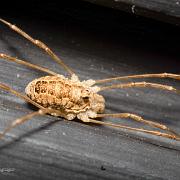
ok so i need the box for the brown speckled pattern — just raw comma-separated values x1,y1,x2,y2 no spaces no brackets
25,75,105,118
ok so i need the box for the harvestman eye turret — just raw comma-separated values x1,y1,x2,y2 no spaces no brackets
0,18,180,141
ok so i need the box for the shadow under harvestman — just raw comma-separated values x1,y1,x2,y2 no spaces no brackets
0,18,180,141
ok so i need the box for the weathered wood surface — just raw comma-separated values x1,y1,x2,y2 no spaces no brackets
0,2,180,180
84,0,180,25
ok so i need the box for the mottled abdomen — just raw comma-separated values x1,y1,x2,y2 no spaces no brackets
25,75,90,113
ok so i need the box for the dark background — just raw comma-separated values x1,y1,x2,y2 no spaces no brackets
84,0,180,25
0,0,180,180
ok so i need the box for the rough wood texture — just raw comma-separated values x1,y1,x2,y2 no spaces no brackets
83,0,180,25
0,1,180,180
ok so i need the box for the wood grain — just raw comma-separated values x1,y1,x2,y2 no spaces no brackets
84,0,180,25
0,2,180,180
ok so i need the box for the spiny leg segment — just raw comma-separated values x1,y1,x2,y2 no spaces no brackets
95,73,180,84
0,109,49,139
96,113,180,138
0,54,58,76
0,18,74,76
87,118,180,140
99,81,180,94
97,81,180,139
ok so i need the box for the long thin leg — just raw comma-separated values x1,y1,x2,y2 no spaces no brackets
0,108,52,139
99,81,180,94
0,18,74,76
0,53,58,76
86,119,180,140
95,73,180,84
96,113,179,137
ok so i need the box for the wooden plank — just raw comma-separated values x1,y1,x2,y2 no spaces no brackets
0,2,180,180
84,0,180,25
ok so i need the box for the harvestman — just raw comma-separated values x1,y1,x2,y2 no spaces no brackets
0,18,180,141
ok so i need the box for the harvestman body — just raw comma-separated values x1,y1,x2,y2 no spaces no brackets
0,18,180,141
